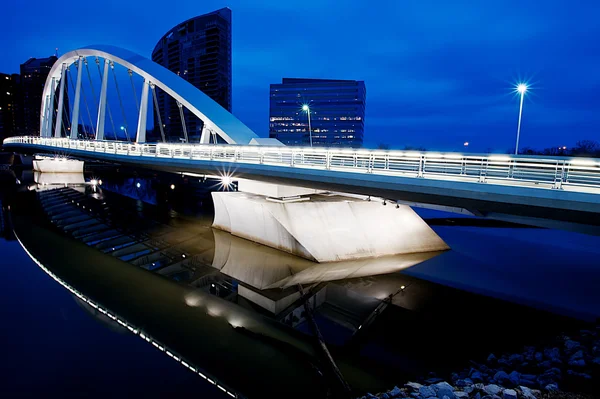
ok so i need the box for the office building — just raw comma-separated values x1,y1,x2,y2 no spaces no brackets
269,78,366,147
20,56,60,136
0,73,21,141
151,8,232,142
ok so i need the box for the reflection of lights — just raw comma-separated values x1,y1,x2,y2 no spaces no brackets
170,184,175,190
15,233,240,399
90,179,98,186
98,179,103,185
358,324,362,330
182,254,186,258
400,285,406,290
184,293,202,307
136,182,141,188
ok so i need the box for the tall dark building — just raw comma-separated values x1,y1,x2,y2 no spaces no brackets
20,56,59,136
151,8,232,143
269,78,366,148
0,73,21,141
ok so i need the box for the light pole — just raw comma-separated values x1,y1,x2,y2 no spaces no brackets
302,104,313,147
514,83,528,155
120,125,128,141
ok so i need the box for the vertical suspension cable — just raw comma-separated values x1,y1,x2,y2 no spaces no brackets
95,57,117,140
177,101,188,143
110,61,130,142
151,85,166,143
80,80,95,138
129,70,140,114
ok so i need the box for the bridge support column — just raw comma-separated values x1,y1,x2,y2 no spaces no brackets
135,79,150,143
70,57,83,139
53,64,67,137
212,182,449,263
95,59,110,141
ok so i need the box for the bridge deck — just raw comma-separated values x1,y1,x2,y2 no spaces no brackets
4,136,600,231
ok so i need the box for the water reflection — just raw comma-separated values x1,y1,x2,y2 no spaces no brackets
5,169,591,398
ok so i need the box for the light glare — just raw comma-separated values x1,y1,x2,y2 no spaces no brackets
516,83,528,94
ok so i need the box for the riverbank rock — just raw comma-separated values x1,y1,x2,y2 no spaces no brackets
502,388,517,399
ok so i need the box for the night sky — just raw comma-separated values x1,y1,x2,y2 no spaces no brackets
1,0,599,151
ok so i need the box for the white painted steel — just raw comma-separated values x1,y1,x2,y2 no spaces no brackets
136,79,149,143
5,136,600,194
38,45,258,145
70,57,83,139
54,64,67,138
96,59,110,141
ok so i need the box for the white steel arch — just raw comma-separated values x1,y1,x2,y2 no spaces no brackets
39,45,259,145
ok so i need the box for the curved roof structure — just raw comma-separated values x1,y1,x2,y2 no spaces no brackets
40,45,258,144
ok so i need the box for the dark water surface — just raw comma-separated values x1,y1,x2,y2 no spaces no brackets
1,165,598,398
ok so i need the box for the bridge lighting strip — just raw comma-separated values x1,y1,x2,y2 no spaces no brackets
15,233,240,399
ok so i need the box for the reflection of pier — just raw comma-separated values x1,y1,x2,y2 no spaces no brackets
36,185,442,341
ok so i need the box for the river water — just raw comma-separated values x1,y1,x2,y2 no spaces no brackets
1,165,598,398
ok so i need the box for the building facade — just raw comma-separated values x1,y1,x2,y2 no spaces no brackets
151,8,232,143
0,73,21,141
269,78,366,147
20,56,59,136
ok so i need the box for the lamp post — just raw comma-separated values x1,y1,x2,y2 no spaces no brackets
514,83,528,155
302,104,313,147
120,125,128,141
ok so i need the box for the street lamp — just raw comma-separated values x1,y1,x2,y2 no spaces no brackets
302,104,313,147
120,125,128,140
514,83,528,155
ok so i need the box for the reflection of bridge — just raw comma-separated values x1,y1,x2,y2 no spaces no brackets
3,45,600,241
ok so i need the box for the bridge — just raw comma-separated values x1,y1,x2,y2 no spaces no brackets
4,45,600,257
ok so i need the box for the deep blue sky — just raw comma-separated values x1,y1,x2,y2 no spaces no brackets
1,1,599,151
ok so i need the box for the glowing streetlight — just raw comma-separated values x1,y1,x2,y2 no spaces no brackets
514,83,528,155
120,125,128,139
302,104,313,147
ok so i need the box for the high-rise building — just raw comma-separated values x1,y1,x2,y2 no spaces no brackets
20,56,60,136
151,8,232,143
0,73,21,141
269,78,366,148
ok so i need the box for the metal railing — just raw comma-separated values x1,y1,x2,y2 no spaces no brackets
5,136,600,193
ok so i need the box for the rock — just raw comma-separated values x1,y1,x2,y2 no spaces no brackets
508,371,520,386
544,383,559,392
464,386,474,394
426,378,444,384
543,347,561,363
502,389,517,399
473,383,485,391
470,371,483,383
419,386,436,398
456,378,473,388
409,394,419,398
508,354,524,365
534,352,543,362
367,393,378,398
519,378,535,387
483,385,502,396
568,358,585,367
454,393,469,399
493,371,510,385
537,360,551,369
436,388,454,399
405,382,422,391
567,370,592,379
433,382,454,393
382,394,391,399
519,386,537,399
497,357,510,367
593,357,600,365
473,393,481,399
487,353,497,363
565,339,581,352
570,350,584,360
389,386,403,398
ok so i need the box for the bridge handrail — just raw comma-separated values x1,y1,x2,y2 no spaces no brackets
4,136,600,192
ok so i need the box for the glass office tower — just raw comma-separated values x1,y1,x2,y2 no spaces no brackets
269,78,366,147
151,8,232,143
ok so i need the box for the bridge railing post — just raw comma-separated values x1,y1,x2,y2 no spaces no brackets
553,160,565,189
418,155,424,178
